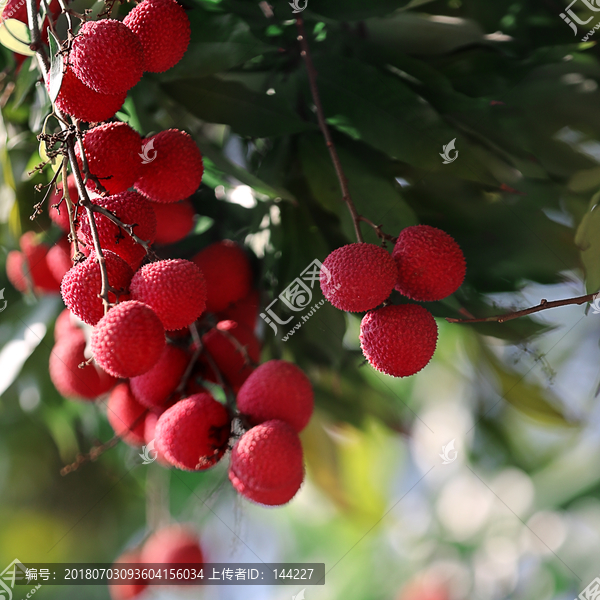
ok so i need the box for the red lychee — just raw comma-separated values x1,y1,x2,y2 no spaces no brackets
107,382,147,447
70,19,144,94
154,393,230,471
45,237,73,283
77,122,142,194
49,331,117,400
360,304,438,378
229,420,304,506
134,129,203,203
201,320,260,391
129,259,206,330
48,174,79,232
130,344,189,408
392,225,466,302
143,410,170,466
237,360,313,432
109,550,148,600
91,301,165,378
54,308,82,342
51,66,127,124
192,240,252,313
141,525,204,566
17,232,61,293
78,191,156,268
217,289,260,331
150,200,195,245
124,0,190,73
6,250,28,292
61,250,133,326
1,0,59,23
320,243,397,312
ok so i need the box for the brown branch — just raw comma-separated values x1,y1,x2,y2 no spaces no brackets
60,436,120,475
296,16,364,244
358,216,398,244
446,292,599,324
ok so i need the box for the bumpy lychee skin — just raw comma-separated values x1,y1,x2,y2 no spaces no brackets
48,174,79,232
134,129,203,203
91,301,165,378
320,243,398,312
61,250,133,326
229,420,304,506
51,66,126,124
50,333,117,400
150,200,195,245
109,550,147,600
77,122,142,194
130,344,189,408
124,0,191,73
141,525,204,566
154,393,231,471
360,304,438,378
393,225,466,302
192,241,252,313
201,320,260,391
130,259,206,330
70,19,144,94
237,360,314,432
78,192,156,268
107,383,147,447
6,251,28,292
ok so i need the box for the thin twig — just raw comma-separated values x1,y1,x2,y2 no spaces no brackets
296,16,364,243
446,293,599,324
358,216,398,244
61,157,83,259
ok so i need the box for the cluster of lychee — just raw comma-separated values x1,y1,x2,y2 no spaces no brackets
320,225,466,378
109,523,203,600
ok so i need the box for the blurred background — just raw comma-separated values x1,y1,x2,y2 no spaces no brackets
2,0,600,598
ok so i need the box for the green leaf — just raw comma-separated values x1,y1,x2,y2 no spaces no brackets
161,76,313,137
575,192,600,294
47,31,64,103
0,18,34,56
311,0,408,21
158,9,272,82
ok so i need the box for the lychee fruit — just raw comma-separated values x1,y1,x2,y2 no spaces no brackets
320,243,397,312
229,420,304,506
360,304,438,378
107,382,147,447
141,524,204,566
61,250,133,326
70,19,144,94
192,240,252,312
130,344,189,408
201,320,260,391
109,550,148,600
154,393,231,471
236,360,313,432
51,66,127,124
217,289,260,331
50,332,117,400
129,259,206,330
77,122,142,194
13,232,61,293
134,129,203,203
91,301,165,378
124,0,191,73
150,199,195,245
54,308,82,342
78,191,156,268
144,410,170,466
45,237,73,283
48,174,79,232
6,250,28,292
392,225,466,302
